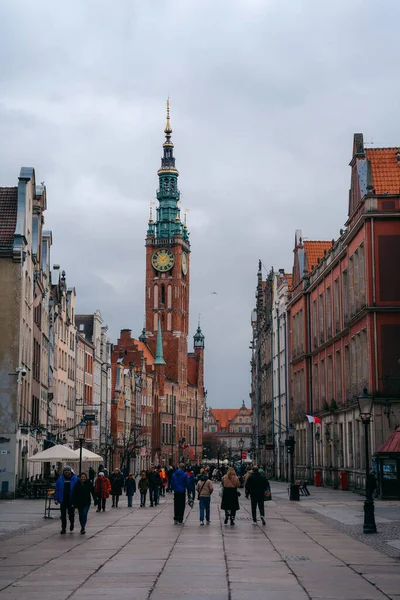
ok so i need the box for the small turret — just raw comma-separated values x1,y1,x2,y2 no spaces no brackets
194,323,205,349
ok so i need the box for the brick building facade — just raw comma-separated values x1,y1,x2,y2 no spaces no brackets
288,134,400,489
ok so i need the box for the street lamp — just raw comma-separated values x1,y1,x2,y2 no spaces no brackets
285,425,299,501
238,437,244,471
77,420,87,476
357,388,377,534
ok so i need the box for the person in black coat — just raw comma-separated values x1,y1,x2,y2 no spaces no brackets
110,468,125,507
245,466,269,525
125,473,137,507
148,466,162,507
71,473,97,534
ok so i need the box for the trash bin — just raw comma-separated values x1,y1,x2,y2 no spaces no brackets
314,469,322,487
339,470,348,490
289,484,300,501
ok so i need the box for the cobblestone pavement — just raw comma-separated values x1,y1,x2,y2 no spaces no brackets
271,481,400,560
0,486,399,600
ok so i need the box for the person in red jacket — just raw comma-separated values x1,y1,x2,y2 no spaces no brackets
94,472,111,512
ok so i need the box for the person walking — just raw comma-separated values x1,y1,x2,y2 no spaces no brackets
166,466,174,493
221,467,240,526
148,466,161,507
196,472,214,525
245,466,268,525
159,467,167,497
171,463,189,524
88,466,96,483
110,468,125,508
138,470,149,507
94,472,111,512
54,466,78,534
71,472,97,534
125,473,137,507
187,471,196,506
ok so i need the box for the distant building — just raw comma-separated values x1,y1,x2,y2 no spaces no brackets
206,402,252,461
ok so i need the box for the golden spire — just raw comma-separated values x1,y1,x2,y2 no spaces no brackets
184,210,188,229
165,97,172,136
149,202,154,222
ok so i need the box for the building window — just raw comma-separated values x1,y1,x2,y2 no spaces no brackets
335,350,342,404
319,294,324,344
343,270,349,324
312,300,317,349
333,278,340,334
326,287,332,339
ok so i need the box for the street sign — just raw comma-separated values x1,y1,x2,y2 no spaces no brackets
0,450,10,454
241,451,247,459
84,414,95,421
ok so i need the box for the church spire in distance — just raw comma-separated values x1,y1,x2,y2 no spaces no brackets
153,99,189,241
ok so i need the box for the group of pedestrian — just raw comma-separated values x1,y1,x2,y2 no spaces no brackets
54,462,271,535
54,465,140,534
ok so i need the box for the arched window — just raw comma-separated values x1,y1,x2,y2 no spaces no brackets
167,312,172,331
154,285,159,309
167,285,172,308
161,284,165,305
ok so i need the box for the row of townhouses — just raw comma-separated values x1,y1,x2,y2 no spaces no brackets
251,134,400,492
0,168,113,495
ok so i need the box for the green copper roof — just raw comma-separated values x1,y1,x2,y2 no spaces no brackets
154,318,166,365
150,100,189,242
194,324,205,348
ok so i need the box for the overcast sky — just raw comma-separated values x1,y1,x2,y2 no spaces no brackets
1,1,399,409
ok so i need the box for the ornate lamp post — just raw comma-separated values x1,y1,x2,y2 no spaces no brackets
357,388,377,534
77,420,87,476
285,425,299,501
238,437,245,471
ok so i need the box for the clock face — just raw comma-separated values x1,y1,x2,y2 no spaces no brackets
152,249,175,272
181,252,188,275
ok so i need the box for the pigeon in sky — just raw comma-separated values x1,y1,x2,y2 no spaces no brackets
212,292,218,295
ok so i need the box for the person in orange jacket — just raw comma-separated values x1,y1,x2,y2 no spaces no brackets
94,472,111,512
159,467,167,497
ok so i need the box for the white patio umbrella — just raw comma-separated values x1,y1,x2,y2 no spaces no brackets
73,448,104,462
27,444,79,462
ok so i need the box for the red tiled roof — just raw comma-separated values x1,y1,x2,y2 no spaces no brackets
376,427,400,454
134,340,154,366
366,148,400,195
210,409,239,431
0,187,18,250
304,240,331,271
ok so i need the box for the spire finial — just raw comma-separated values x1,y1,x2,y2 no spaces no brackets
165,97,172,137
198,313,201,328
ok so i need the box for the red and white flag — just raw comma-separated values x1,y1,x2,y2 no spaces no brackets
306,415,322,424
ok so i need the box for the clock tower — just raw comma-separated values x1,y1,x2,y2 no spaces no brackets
145,100,190,384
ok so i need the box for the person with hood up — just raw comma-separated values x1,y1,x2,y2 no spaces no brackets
94,472,111,512
245,465,269,525
171,463,189,524
54,466,78,534
71,472,97,534
196,472,214,525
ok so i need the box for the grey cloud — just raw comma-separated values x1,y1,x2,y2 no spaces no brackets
1,0,400,406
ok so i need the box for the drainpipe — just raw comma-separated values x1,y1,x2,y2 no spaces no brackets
276,308,282,479
283,312,289,482
306,288,314,479
270,315,275,478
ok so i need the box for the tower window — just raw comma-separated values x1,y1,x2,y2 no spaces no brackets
161,284,165,305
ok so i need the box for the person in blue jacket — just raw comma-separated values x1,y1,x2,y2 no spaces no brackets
171,464,189,524
54,466,78,534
